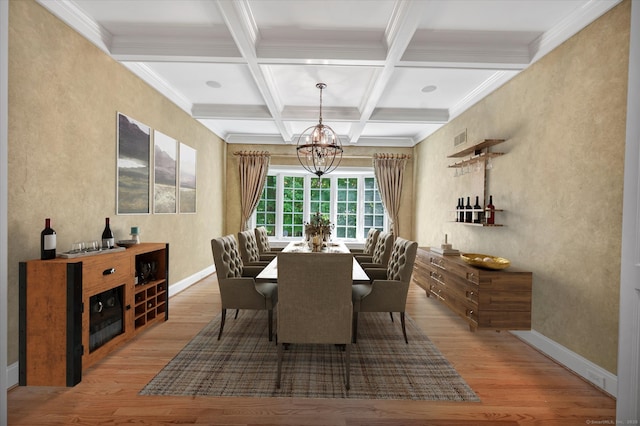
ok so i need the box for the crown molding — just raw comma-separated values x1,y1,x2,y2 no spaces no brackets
36,0,113,54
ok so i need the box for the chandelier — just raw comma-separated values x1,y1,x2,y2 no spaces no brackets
296,83,343,177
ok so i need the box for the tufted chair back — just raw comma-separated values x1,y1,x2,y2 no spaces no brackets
211,235,244,278
386,237,418,283
362,228,380,255
237,230,262,263
254,226,271,254
371,231,394,266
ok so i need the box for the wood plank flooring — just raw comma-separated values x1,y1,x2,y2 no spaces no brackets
8,274,616,425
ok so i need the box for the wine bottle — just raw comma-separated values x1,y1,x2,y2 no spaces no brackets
102,217,115,248
465,197,472,223
486,195,495,225
455,198,461,222
458,198,464,223
473,196,482,223
40,218,56,260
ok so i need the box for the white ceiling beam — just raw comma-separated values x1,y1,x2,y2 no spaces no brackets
192,104,272,120
110,34,242,62
348,0,427,144
402,29,536,66
369,108,449,123
281,106,361,122
216,0,292,142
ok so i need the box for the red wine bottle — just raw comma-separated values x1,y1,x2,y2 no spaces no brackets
41,218,56,260
473,196,482,223
486,195,495,225
465,197,472,223
102,217,115,248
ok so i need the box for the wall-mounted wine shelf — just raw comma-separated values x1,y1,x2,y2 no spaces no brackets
451,209,504,226
448,138,506,227
447,139,505,169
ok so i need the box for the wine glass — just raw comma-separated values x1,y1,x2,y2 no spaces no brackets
70,242,84,253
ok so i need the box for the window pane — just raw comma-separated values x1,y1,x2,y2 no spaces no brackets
255,174,277,231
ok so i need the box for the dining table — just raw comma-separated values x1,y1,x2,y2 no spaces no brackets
256,240,370,282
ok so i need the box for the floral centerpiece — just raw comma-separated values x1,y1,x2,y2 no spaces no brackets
304,212,333,240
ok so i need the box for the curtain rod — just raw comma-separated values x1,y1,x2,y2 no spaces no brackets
261,153,412,160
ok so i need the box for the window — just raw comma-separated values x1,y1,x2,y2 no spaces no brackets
364,177,385,236
255,175,277,236
254,168,387,241
282,176,305,238
335,178,358,239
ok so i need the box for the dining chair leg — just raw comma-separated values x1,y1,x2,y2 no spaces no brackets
345,343,351,391
234,309,239,319
218,308,227,340
400,311,408,344
352,312,358,343
276,343,284,389
389,312,394,322
268,309,273,341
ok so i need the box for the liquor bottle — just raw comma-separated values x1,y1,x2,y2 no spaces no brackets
465,197,472,223
486,195,495,225
473,196,482,223
102,217,115,248
40,218,56,260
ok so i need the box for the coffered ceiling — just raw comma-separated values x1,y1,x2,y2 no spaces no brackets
39,0,621,147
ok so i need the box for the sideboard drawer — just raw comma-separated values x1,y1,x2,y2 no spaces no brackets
82,252,131,295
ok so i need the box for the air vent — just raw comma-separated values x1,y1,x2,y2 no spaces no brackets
454,129,467,147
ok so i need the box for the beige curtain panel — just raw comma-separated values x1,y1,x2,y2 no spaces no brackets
235,151,271,231
373,153,411,237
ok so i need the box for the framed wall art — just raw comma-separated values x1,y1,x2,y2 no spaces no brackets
153,130,177,214
117,112,150,214
179,143,197,214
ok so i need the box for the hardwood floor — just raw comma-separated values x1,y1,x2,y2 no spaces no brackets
8,274,615,425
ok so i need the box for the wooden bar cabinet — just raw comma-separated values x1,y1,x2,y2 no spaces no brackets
413,247,532,332
19,242,169,386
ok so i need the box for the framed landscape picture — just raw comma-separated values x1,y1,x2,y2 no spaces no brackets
117,113,150,214
153,130,177,214
179,143,197,213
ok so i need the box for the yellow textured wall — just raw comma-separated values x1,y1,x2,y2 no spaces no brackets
7,0,225,364
413,1,629,374
225,144,414,240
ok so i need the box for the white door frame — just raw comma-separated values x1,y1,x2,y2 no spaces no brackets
617,0,640,421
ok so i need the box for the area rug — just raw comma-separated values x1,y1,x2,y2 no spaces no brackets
140,310,479,401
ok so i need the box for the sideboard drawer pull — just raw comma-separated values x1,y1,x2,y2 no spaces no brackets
103,268,116,275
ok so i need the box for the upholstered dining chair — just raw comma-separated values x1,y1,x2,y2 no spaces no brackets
355,231,394,270
211,235,278,341
254,226,283,256
276,252,354,390
352,237,418,344
350,228,380,255
237,230,274,266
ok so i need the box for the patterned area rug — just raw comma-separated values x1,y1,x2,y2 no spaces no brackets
140,310,479,401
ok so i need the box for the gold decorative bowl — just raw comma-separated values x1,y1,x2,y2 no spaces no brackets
460,253,511,270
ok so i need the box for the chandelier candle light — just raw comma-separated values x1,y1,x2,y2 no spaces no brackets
296,83,343,177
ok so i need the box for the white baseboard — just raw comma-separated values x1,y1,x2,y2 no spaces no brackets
6,264,216,389
7,361,17,389
511,329,617,397
168,264,215,297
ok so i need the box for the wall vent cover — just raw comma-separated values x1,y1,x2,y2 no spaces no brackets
454,129,467,147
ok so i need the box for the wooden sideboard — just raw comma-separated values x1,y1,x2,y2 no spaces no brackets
413,247,532,331
19,242,169,386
